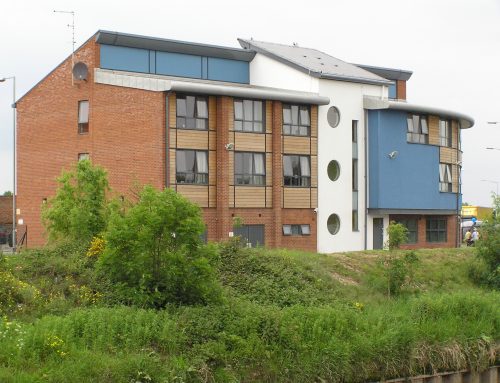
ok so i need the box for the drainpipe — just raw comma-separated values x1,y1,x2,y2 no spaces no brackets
364,110,368,250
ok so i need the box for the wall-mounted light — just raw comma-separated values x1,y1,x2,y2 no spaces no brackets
388,151,399,159
42,198,47,204
225,143,234,150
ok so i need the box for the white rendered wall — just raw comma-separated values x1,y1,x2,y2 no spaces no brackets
316,80,384,253
248,53,320,93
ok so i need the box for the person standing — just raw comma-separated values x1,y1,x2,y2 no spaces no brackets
464,229,472,246
471,228,480,246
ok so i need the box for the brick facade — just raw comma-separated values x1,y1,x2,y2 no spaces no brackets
0,196,12,225
16,36,317,251
390,214,458,249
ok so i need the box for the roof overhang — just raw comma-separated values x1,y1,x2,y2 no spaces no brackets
369,209,458,215
354,64,413,81
96,30,256,62
94,68,330,105
364,97,474,129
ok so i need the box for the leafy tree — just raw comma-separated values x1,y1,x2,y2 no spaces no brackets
97,186,221,307
2,191,12,196
475,194,500,288
42,160,110,242
387,221,408,250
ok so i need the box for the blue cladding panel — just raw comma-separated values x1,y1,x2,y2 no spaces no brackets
368,110,458,210
388,83,397,99
149,51,156,73
100,45,149,73
156,51,202,79
201,57,208,79
207,57,249,84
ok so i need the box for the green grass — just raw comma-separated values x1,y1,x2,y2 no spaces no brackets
0,244,498,382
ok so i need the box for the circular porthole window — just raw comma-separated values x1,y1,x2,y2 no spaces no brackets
327,214,340,235
327,106,341,128
327,160,340,181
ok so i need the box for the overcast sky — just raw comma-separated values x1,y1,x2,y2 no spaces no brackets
0,0,499,206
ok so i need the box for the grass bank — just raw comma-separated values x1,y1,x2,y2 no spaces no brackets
0,245,498,382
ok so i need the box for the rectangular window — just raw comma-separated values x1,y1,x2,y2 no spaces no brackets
426,218,447,243
282,224,310,236
234,99,264,133
78,100,89,134
352,120,359,231
439,119,452,147
78,153,90,161
283,104,310,136
234,152,265,185
176,95,208,130
407,114,428,144
283,155,311,187
396,218,418,243
439,163,452,192
176,150,208,184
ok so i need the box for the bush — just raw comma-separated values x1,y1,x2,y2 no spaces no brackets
375,251,420,298
97,186,221,307
387,221,408,250
42,160,110,242
475,194,500,288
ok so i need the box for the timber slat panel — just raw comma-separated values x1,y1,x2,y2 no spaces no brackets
176,185,208,207
234,132,266,152
266,153,273,186
428,115,440,146
452,164,458,193
169,93,176,128
311,156,318,187
283,188,310,208
169,149,176,185
209,96,216,130
209,186,216,207
234,186,266,207
440,147,457,164
209,131,217,151
283,136,311,154
310,105,318,137
176,130,209,150
310,188,318,208
209,152,217,185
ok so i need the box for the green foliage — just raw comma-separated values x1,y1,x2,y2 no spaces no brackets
97,186,221,307
475,194,500,288
2,191,12,196
387,221,409,250
218,240,341,306
374,251,420,298
42,160,110,242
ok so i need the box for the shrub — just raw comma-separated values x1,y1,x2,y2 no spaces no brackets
377,251,420,298
97,186,221,307
387,221,408,250
42,160,110,242
475,194,500,288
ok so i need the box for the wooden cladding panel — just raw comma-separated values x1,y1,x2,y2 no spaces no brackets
428,115,440,146
176,129,209,150
283,136,311,155
266,187,273,207
310,105,318,137
169,149,176,185
266,154,272,186
311,138,318,156
452,164,458,193
283,188,310,208
234,186,266,207
266,134,273,153
209,151,217,185
266,101,273,134
311,156,318,187
209,131,217,151
209,96,216,130
310,188,318,208
235,132,266,152
209,186,216,207
168,93,176,128
440,147,458,164
176,185,208,207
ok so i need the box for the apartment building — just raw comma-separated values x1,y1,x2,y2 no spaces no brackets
15,31,474,251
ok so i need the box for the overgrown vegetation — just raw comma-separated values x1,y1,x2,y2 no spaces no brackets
0,162,498,382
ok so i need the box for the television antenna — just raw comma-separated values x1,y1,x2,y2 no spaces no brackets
54,10,76,85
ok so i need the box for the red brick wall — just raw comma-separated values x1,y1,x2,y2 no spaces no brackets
396,80,407,100
390,214,457,249
0,196,13,225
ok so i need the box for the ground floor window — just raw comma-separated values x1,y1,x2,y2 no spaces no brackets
283,224,310,236
426,218,447,243
396,218,418,243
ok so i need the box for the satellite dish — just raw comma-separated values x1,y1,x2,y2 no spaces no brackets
72,62,88,81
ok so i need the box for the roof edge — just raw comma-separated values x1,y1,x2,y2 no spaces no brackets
355,64,413,81
97,30,256,62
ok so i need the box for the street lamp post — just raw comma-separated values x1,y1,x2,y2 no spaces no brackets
0,76,16,252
